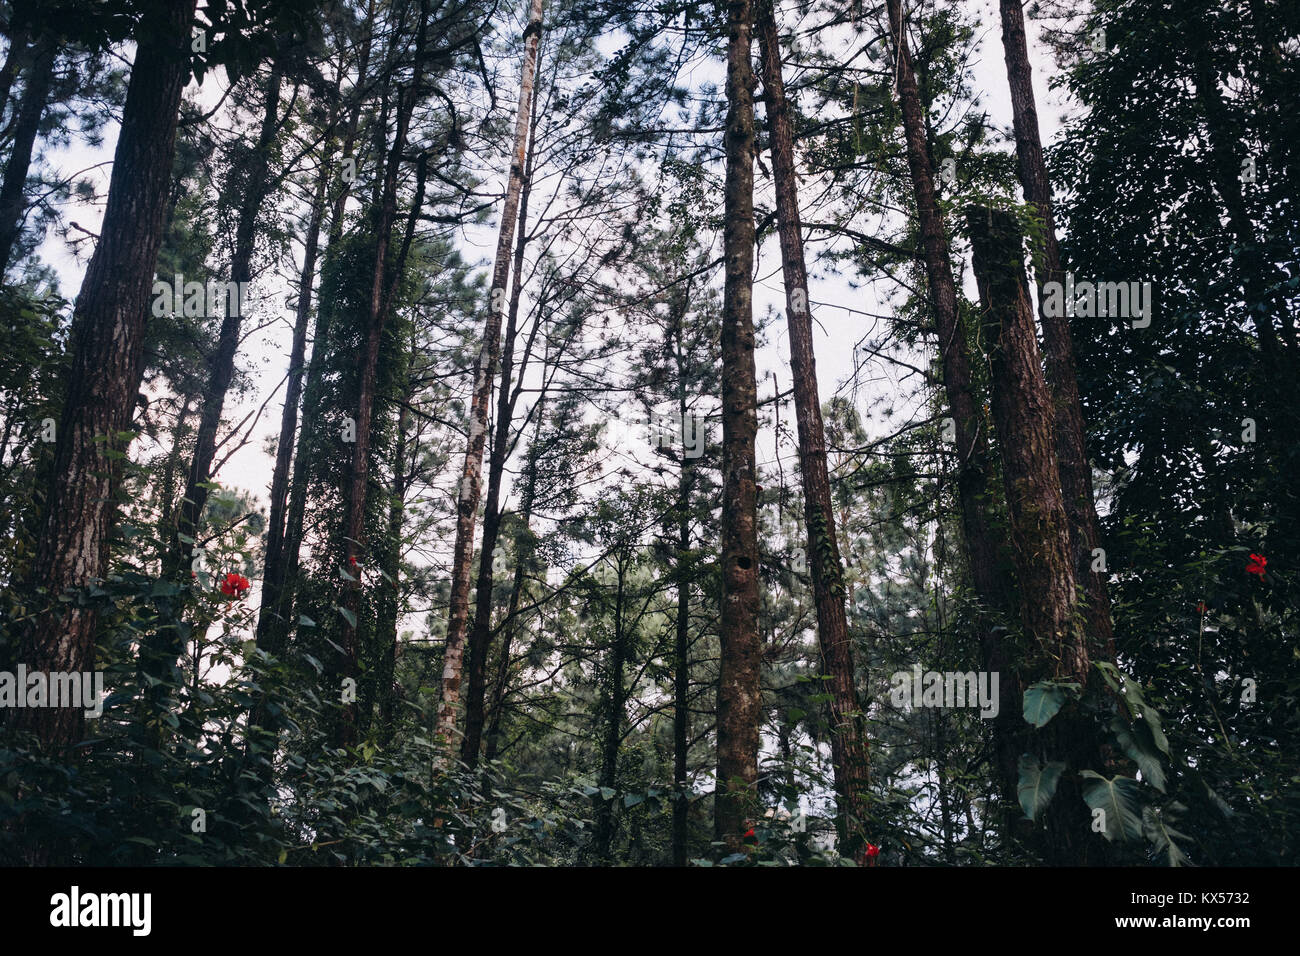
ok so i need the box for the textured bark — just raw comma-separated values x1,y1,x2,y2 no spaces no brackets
756,4,868,856
173,59,284,581
999,0,1115,663
14,0,198,750
0,33,55,273
436,0,544,752
966,206,1086,683
884,0,1022,825
460,78,540,766
714,0,762,854
969,206,1102,864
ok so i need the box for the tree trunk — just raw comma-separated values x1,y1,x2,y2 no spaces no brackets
274,5,376,662
14,0,199,751
999,0,1115,662
254,111,334,663
714,0,762,854
0,22,31,120
967,205,1100,864
337,65,426,747
884,0,1022,832
756,3,869,856
966,205,1086,682
370,393,410,743
172,59,284,581
460,74,540,766
436,0,544,753
0,33,55,274
594,555,629,861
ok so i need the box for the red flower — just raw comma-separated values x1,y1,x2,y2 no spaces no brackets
743,827,756,840
865,843,880,857
1196,601,1207,614
1246,554,1267,578
220,572,251,598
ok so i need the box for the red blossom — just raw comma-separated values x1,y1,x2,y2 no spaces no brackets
865,843,880,857
1196,601,1207,614
220,572,251,598
1246,554,1267,578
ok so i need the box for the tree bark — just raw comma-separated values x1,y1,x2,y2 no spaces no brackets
714,0,762,854
968,205,1101,864
966,206,1086,682
14,0,198,750
999,0,1115,662
436,0,544,753
884,0,1022,828
756,3,869,857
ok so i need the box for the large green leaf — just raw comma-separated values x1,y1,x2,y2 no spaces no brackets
1142,804,1191,867
1141,704,1170,757
1111,717,1167,792
1080,770,1143,841
1022,682,1066,728
1017,754,1066,821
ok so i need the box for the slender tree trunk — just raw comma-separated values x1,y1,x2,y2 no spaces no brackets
594,556,628,861
756,3,869,856
255,116,335,661
460,81,540,766
337,62,427,747
483,389,546,763
884,0,1022,831
370,394,410,742
670,304,694,867
714,0,762,854
275,8,376,659
173,59,284,579
436,0,544,752
157,398,193,553
999,0,1115,662
0,22,30,120
14,0,198,750
0,33,55,274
